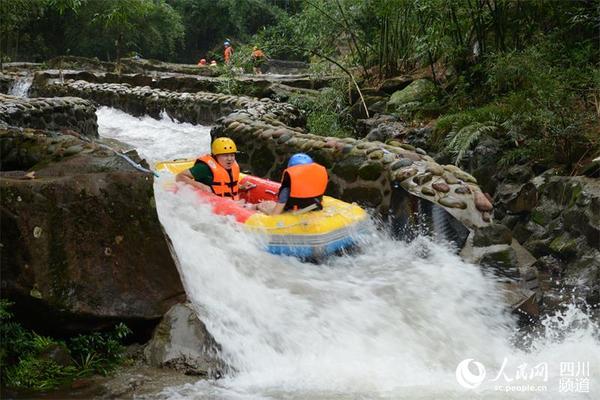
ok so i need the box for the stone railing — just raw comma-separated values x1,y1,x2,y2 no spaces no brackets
215,110,493,229
0,94,97,137
33,68,338,99
31,79,302,127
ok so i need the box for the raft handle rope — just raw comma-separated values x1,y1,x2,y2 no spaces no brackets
96,143,159,177
66,131,158,177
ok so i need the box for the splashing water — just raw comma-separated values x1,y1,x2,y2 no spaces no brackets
97,106,211,164
8,75,33,97
98,107,600,399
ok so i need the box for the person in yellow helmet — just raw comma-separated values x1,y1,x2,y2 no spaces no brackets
176,137,254,198
251,46,267,75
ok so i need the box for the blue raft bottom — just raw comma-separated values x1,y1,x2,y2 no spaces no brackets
266,235,360,259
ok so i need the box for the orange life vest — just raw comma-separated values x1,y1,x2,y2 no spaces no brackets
197,155,240,198
280,163,328,211
224,47,234,63
252,49,265,59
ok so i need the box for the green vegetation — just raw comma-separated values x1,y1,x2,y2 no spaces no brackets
0,0,288,64
253,0,599,172
287,77,354,138
0,299,131,391
1,0,597,169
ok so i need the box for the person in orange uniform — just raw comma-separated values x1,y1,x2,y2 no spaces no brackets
251,46,266,74
175,137,253,198
258,153,328,215
223,41,234,65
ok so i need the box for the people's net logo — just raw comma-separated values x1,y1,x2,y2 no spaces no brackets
456,358,487,389
455,358,591,393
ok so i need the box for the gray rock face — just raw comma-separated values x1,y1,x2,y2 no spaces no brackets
510,175,600,306
365,120,406,142
144,303,226,378
1,125,184,334
473,223,513,246
497,181,538,213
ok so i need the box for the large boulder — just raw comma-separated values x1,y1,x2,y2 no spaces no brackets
0,126,184,335
386,79,437,116
144,303,226,378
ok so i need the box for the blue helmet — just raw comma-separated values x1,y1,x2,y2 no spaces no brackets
224,41,231,46
288,153,313,167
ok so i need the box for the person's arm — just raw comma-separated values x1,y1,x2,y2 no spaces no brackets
261,186,289,215
176,169,212,193
267,202,285,215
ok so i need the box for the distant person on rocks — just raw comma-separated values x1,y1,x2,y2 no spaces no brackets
258,153,328,215
210,60,218,67
197,58,207,66
176,137,254,198
223,41,234,65
251,46,267,75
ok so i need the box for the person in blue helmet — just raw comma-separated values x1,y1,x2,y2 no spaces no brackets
223,40,234,64
258,153,328,215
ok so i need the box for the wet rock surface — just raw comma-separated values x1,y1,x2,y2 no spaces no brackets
144,303,226,378
506,175,600,307
0,125,184,334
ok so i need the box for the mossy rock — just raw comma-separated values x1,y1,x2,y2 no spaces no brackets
358,161,383,181
549,233,578,259
332,156,363,182
479,246,520,279
386,79,437,114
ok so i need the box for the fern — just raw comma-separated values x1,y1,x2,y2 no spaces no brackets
446,122,499,164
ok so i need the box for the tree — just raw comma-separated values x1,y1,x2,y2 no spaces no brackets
92,0,151,70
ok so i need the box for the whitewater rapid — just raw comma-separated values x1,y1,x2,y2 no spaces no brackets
98,107,599,399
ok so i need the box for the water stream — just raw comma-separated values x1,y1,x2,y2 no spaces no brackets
97,107,599,399
8,76,33,97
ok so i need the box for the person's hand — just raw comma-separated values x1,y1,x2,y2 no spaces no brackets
257,200,276,214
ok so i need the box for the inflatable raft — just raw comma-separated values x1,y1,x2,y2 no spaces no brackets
156,159,368,258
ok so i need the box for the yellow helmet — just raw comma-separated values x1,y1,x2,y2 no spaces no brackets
211,137,237,155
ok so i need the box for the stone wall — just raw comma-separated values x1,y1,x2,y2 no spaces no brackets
32,79,302,127
216,110,492,229
33,68,338,99
0,94,98,138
